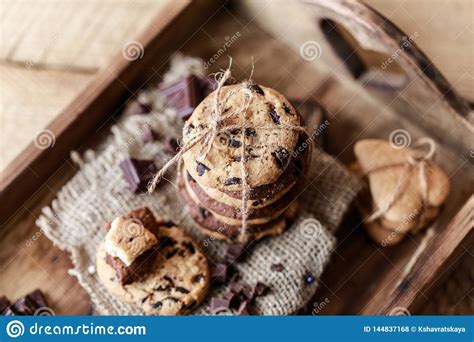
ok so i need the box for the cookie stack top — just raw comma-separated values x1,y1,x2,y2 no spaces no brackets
182,84,302,190
179,83,311,243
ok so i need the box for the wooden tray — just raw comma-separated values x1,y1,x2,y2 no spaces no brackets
1,0,472,315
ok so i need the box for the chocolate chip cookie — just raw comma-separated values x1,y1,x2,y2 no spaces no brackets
182,83,303,190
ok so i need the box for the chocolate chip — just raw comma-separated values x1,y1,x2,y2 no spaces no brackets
152,301,163,309
271,147,289,169
252,199,263,206
244,128,257,137
192,274,204,283
247,83,264,96
267,103,280,124
163,275,174,284
283,103,292,115
119,158,158,193
271,263,284,272
175,287,190,294
232,156,241,162
163,296,180,303
228,138,242,148
224,177,242,186
160,236,177,249
230,128,241,135
182,241,195,255
196,161,210,176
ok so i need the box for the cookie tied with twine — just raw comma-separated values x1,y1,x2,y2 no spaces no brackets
148,59,308,244
352,138,450,245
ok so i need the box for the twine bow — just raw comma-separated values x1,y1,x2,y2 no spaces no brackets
148,59,308,244
365,137,436,224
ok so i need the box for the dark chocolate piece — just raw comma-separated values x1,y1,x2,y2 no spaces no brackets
0,296,11,314
283,102,292,115
211,263,228,284
210,297,231,314
237,300,251,315
175,287,190,294
252,199,263,206
224,177,242,186
196,161,210,176
159,76,201,120
182,241,195,255
119,158,158,193
192,274,204,283
225,244,244,263
253,282,270,297
267,103,280,124
271,147,289,169
270,263,284,272
247,84,264,96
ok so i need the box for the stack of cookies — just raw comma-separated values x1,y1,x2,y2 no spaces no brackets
178,83,311,243
352,139,450,246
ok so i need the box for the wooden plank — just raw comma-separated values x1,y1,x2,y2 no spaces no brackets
0,65,93,171
0,0,220,224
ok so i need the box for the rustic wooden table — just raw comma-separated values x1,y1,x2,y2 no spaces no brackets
0,0,472,315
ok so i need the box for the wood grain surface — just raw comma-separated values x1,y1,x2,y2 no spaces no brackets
0,0,472,316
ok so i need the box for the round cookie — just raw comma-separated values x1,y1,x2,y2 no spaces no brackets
97,226,210,315
182,83,303,190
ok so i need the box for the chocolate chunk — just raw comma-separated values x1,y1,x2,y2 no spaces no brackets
271,147,289,169
267,103,280,124
244,128,257,137
0,296,11,314
159,76,202,120
175,287,190,294
270,263,284,272
225,244,244,263
252,199,263,206
159,236,177,249
224,177,242,186
141,126,158,143
152,301,162,309
163,296,180,303
196,161,210,176
2,307,15,316
199,76,218,97
305,273,315,284
283,103,292,114
166,249,178,259
253,282,270,297
192,274,204,283
247,83,264,96
209,297,231,314
232,156,241,162
27,290,48,309
182,241,195,255
165,138,180,156
228,138,242,148
237,300,251,315
211,263,228,284
229,128,241,135
119,158,158,193
11,296,36,315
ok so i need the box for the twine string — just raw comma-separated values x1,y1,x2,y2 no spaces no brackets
148,58,309,243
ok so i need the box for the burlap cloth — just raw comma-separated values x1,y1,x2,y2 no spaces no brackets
36,56,362,315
